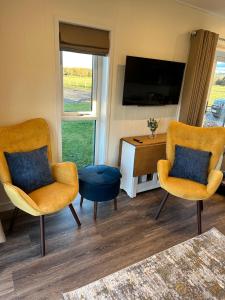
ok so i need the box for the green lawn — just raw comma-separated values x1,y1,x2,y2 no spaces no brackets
64,102,91,112
208,85,225,106
62,120,95,168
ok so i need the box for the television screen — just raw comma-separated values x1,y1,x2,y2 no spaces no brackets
122,56,185,106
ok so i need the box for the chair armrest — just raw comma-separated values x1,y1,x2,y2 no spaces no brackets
52,162,78,186
157,160,171,187
207,169,223,196
3,183,41,216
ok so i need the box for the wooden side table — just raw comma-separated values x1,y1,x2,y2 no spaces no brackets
119,133,166,198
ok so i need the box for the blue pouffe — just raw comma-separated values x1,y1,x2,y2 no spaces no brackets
78,165,122,220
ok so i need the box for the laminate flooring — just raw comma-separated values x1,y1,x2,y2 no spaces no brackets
0,189,224,300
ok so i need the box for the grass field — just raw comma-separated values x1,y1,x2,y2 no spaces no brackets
208,85,225,106
64,102,91,112
63,75,92,90
62,120,95,168
63,74,92,112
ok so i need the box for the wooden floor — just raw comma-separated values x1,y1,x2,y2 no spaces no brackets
0,189,225,300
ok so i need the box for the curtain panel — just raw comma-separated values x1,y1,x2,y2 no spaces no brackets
179,29,219,126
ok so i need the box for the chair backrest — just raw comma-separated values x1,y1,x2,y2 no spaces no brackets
167,121,225,172
0,118,52,183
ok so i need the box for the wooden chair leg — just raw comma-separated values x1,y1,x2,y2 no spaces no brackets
114,198,117,210
40,215,45,257
69,204,81,227
155,192,169,220
197,201,202,235
80,196,84,207
200,200,203,211
8,207,19,233
94,201,98,220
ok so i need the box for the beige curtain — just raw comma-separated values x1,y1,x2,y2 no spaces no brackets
179,29,219,126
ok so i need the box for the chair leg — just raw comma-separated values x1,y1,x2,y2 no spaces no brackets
200,200,203,211
94,201,98,220
80,196,84,207
197,201,202,235
69,204,81,227
8,207,19,233
40,215,45,257
155,192,169,220
114,198,117,211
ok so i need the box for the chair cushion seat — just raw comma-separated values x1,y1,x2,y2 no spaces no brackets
78,165,121,202
162,176,209,200
29,182,77,214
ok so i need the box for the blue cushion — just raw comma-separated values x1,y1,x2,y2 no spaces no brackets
78,165,121,202
169,145,211,185
5,146,54,193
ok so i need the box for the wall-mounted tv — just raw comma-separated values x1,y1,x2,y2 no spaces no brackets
122,56,185,106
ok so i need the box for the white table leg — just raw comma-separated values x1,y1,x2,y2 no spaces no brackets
0,220,6,243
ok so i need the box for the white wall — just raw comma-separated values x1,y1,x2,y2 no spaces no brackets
1,0,225,167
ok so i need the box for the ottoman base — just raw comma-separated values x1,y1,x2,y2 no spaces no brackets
80,196,117,220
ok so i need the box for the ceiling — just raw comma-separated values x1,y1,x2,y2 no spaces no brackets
178,0,225,17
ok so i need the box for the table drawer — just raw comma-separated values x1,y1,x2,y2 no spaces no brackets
133,143,166,177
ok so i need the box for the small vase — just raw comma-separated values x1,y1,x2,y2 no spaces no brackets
150,130,156,138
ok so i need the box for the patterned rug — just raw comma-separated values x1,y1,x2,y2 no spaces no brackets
63,228,225,300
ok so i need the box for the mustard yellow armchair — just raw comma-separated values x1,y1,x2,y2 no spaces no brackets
0,118,81,256
156,121,225,234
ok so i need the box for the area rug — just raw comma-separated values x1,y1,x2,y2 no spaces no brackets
63,228,225,300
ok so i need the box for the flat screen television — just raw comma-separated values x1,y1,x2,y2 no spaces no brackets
122,56,185,106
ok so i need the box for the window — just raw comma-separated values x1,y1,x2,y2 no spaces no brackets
61,51,98,168
59,22,110,168
203,52,225,128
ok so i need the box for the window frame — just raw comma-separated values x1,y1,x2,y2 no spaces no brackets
60,51,104,165
61,52,97,119
55,19,113,166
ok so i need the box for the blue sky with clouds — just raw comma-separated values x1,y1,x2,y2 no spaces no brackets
216,61,225,74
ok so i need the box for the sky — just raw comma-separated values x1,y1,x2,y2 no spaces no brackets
216,61,225,74
63,51,92,68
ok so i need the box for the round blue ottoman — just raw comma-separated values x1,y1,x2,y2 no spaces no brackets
78,165,121,219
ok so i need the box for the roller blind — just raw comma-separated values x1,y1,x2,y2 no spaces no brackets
59,22,110,56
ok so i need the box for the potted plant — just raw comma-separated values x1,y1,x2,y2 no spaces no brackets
147,118,159,138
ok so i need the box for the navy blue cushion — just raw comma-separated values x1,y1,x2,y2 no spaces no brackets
5,146,54,193
78,165,121,202
169,145,211,185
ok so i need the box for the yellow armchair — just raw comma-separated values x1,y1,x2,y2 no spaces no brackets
0,118,81,256
156,121,225,234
